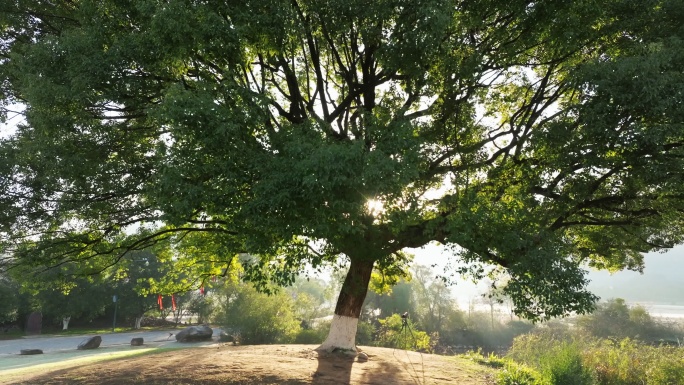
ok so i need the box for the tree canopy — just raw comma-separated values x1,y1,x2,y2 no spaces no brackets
1,0,683,349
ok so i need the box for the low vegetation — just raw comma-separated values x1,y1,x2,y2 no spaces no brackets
476,299,684,385
5,255,684,385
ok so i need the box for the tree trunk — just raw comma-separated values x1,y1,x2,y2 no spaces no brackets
134,316,143,329
62,316,71,331
318,258,375,352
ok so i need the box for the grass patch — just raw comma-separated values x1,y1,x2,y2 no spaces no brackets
460,350,507,368
461,350,545,385
0,330,24,340
0,326,175,339
44,326,174,336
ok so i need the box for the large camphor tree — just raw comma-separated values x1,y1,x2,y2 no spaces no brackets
1,0,683,351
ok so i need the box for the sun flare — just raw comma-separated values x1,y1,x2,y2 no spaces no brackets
365,199,386,217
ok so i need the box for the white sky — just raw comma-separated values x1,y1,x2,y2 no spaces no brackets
0,104,23,139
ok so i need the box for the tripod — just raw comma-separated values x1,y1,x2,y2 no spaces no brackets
396,312,417,350
392,312,425,385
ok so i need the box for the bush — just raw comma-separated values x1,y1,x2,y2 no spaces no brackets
356,320,375,346
295,327,328,344
461,350,507,368
647,353,684,385
508,326,684,385
582,338,684,385
583,339,645,385
214,283,301,344
539,342,593,385
463,350,544,385
507,329,577,367
498,362,545,385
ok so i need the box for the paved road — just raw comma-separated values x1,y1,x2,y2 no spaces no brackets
0,328,221,355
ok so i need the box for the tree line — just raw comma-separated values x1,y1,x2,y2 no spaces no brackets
1,249,211,331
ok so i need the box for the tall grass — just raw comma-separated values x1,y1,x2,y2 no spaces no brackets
538,342,593,385
582,339,684,385
462,350,544,385
506,330,684,385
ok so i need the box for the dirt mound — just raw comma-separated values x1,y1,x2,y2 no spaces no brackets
5,345,496,385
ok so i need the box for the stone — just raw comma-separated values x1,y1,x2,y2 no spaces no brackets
175,325,213,342
131,337,144,346
25,312,42,335
20,349,43,355
77,336,102,350
356,352,369,362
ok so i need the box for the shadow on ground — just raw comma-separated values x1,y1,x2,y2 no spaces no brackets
2,344,494,385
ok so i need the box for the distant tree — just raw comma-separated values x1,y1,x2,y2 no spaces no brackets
290,276,329,305
1,0,683,352
287,276,330,327
36,280,108,330
184,291,214,325
363,279,413,321
437,307,469,347
12,265,109,330
214,281,301,344
109,251,165,329
410,265,457,335
576,298,675,341
0,273,21,324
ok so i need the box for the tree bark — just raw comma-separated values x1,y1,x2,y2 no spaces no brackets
318,257,375,352
62,316,70,331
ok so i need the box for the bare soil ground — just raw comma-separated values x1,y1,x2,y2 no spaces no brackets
3,344,496,385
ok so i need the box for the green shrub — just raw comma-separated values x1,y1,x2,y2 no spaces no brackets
294,327,327,344
461,350,507,368
508,328,684,385
583,338,645,385
581,339,684,385
507,329,578,367
646,351,684,385
497,362,546,385
539,342,594,385
463,350,545,385
214,283,301,344
356,320,375,346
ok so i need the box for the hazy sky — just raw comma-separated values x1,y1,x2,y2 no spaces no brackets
409,242,684,308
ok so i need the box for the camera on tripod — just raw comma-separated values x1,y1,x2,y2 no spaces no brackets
394,311,416,349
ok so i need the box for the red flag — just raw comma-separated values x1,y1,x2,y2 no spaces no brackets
157,294,163,310
171,294,177,311
199,285,205,296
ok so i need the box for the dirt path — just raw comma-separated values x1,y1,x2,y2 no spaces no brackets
2,344,496,385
